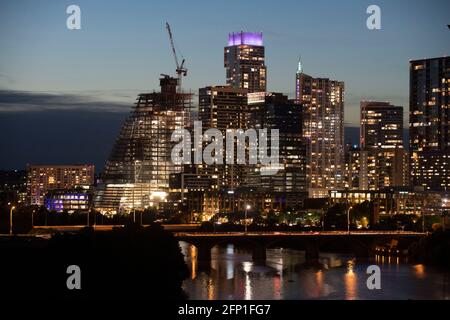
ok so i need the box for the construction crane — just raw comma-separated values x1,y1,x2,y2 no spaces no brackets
165,22,187,93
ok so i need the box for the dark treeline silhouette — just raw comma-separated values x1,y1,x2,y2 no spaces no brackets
0,204,164,234
0,200,443,235
409,229,450,267
0,223,189,299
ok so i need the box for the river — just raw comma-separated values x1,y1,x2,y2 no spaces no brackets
180,242,450,300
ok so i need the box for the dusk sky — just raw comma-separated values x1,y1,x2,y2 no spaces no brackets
0,0,449,170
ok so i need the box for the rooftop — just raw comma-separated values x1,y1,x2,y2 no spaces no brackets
228,31,263,46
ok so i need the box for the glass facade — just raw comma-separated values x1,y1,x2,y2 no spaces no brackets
296,72,345,197
359,101,408,189
93,76,192,214
410,57,450,191
224,32,266,93
198,85,249,190
44,190,90,212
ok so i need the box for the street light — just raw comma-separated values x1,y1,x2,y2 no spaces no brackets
245,205,251,234
347,204,352,235
442,199,449,231
9,205,16,236
422,209,425,233
31,209,35,228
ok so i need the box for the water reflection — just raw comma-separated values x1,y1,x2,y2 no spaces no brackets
413,264,426,279
190,246,197,280
344,260,357,300
313,271,323,298
180,242,450,300
243,262,252,300
207,278,214,300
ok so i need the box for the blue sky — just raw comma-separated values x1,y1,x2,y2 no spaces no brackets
0,0,449,169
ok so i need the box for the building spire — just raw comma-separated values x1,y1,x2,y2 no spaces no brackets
297,55,303,74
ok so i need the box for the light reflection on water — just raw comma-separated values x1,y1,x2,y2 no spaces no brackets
180,242,450,300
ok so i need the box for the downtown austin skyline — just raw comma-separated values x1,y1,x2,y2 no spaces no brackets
0,0,449,169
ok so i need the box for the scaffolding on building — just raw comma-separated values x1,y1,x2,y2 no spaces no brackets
93,76,193,215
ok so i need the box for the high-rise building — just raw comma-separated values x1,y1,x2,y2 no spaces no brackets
359,101,408,189
247,93,307,196
392,148,410,187
198,85,249,190
346,146,371,190
93,76,192,214
27,164,94,206
296,64,345,198
360,101,403,149
410,56,450,191
224,32,266,93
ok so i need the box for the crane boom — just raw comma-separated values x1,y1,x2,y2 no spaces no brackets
165,22,187,92
166,22,179,69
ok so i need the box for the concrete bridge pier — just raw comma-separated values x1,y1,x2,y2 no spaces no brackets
304,240,320,264
195,243,213,263
353,239,375,260
252,244,267,264
354,246,370,260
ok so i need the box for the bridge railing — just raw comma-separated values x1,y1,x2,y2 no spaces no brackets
174,231,426,237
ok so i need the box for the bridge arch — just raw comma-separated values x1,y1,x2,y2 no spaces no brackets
176,232,424,264
264,236,375,260
178,237,268,263
317,237,374,258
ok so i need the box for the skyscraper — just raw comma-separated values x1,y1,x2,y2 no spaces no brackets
410,57,450,191
359,101,408,189
360,101,403,149
198,85,249,190
346,146,371,190
224,32,266,93
296,64,345,198
247,93,307,196
93,75,192,214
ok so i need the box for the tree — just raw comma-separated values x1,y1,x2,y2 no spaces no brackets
378,214,418,231
267,210,279,227
0,223,190,299
324,204,347,230
350,201,374,228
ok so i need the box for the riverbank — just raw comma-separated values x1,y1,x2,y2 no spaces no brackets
409,229,450,267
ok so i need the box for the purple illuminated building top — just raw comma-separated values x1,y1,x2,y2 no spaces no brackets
228,32,263,46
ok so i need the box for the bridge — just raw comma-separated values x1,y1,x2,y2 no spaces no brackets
28,226,425,264
174,231,426,263
31,223,201,233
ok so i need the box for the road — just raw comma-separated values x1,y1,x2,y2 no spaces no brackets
30,224,201,232
174,231,426,238
5,226,426,238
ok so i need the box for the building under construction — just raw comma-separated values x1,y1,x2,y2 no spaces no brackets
93,76,192,215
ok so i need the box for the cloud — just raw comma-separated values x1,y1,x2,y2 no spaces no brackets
0,90,133,113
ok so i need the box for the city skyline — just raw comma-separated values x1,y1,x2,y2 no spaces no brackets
1,1,449,303
1,1,448,114
0,0,449,170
